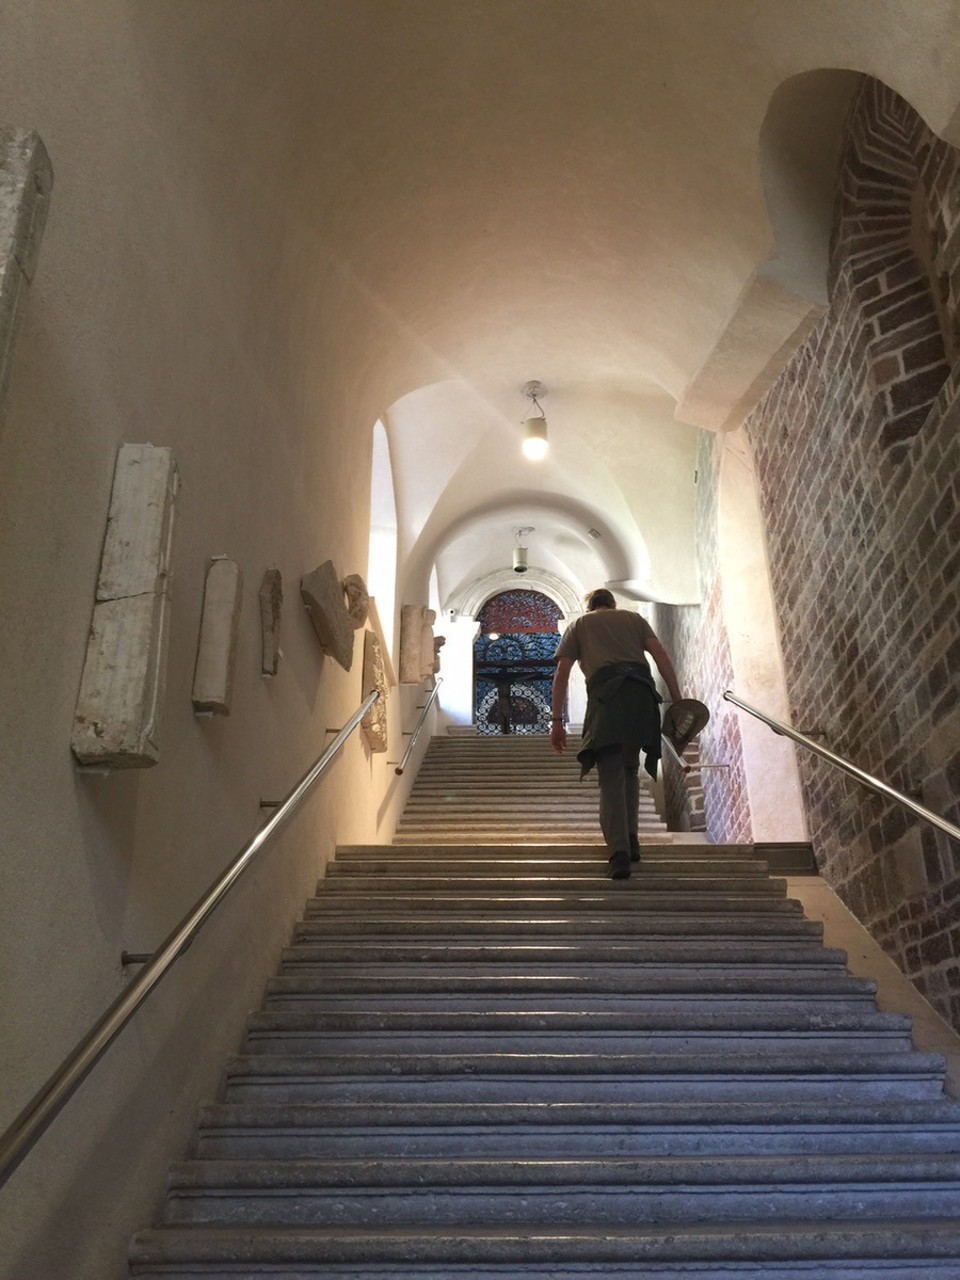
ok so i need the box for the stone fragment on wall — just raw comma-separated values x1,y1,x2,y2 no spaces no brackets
399,604,425,683
0,127,52,422
192,558,243,714
71,444,178,767
433,635,446,673
420,608,437,679
300,560,354,670
342,573,370,629
361,629,388,752
367,596,398,688
259,568,282,676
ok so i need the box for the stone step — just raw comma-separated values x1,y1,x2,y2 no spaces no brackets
194,1097,960,1160
391,832,666,844
335,844,753,858
308,885,798,906
316,877,789,898
221,1050,946,1105
159,1153,960,1227
244,1007,907,1035
128,1220,960,1277
293,915,823,939
241,1025,912,1057
261,991,879,1016
303,894,804,915
329,864,768,882
393,828,667,840
278,941,846,966
323,862,773,879
267,972,878,997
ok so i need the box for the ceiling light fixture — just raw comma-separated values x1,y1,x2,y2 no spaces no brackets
513,526,534,574
521,380,548,461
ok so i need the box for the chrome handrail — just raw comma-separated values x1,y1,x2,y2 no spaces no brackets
0,690,379,1188
395,678,443,775
723,689,960,845
660,732,691,774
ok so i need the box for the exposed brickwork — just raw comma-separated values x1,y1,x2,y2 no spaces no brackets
662,739,706,834
745,79,960,1026
658,434,751,845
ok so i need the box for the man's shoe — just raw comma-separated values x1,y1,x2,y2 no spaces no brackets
629,836,641,864
608,851,631,880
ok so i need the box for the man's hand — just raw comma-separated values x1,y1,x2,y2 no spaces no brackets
550,721,567,754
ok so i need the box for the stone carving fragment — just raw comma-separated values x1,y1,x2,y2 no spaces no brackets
367,596,398,688
342,573,370,630
0,126,52,422
361,629,388,752
259,568,283,676
71,444,178,768
192,558,243,714
420,608,437,679
433,635,446,672
399,604,425,683
300,560,354,670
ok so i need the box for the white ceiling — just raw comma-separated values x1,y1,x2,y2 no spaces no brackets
203,1,960,613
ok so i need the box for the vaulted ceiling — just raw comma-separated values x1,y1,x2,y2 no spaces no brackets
154,1,960,613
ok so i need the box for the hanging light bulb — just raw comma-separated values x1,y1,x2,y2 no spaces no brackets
521,380,548,460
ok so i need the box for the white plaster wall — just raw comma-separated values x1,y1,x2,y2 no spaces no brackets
0,6,423,1277
717,429,808,841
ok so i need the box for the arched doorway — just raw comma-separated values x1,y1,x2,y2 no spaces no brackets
473,589,563,734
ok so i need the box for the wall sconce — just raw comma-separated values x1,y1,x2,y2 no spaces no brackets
521,380,548,460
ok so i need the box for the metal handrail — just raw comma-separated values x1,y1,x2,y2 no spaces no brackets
395,678,443,775
660,732,691,774
0,690,379,1189
723,689,960,845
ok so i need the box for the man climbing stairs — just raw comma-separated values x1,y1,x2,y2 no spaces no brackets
129,740,960,1278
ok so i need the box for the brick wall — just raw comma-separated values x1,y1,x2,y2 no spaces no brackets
745,78,960,1026
658,433,751,845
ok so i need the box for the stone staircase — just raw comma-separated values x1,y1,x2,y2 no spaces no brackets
130,834,960,1277
131,737,960,1274
395,731,667,844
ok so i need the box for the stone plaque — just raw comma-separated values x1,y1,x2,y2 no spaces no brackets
0,126,52,421
300,560,354,671
399,604,424,683
71,444,178,767
192,558,243,714
259,568,282,676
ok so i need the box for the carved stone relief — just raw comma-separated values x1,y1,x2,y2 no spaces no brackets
420,608,437,679
192,558,243,714
0,127,52,424
433,634,447,672
342,573,370,630
399,604,425,683
361,629,388,752
259,568,282,676
300,560,354,671
71,444,178,767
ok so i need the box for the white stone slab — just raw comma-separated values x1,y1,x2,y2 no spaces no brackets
399,604,424,683
71,444,178,767
192,558,243,714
